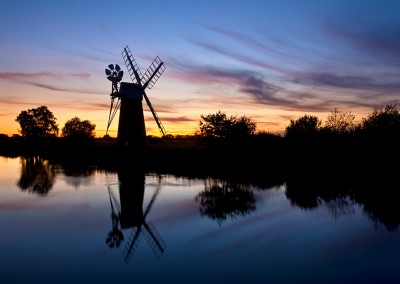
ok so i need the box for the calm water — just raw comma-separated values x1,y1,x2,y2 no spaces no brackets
0,156,399,284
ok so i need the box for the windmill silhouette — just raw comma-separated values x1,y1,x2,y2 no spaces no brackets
106,170,166,262
105,45,166,146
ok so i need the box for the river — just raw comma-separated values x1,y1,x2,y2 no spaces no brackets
0,156,399,284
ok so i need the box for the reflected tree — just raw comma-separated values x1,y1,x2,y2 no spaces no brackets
284,177,320,210
285,163,400,231
286,181,356,217
323,195,355,219
195,178,256,225
17,156,56,195
354,177,400,231
62,166,95,188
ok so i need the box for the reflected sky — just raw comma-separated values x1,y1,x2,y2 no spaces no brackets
0,157,399,284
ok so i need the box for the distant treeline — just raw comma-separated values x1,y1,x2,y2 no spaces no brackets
1,103,400,163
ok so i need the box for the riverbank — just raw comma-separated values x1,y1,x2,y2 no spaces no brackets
1,136,398,181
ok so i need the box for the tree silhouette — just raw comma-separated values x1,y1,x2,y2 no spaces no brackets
197,110,256,144
324,108,355,134
15,106,58,139
359,103,400,141
61,117,96,141
285,114,321,139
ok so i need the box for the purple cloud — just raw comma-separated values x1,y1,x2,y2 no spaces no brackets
201,25,303,64
0,71,103,94
0,71,90,80
186,38,294,76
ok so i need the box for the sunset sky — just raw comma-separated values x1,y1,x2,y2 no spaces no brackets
1,0,399,137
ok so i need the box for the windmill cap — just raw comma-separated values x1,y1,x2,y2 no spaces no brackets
120,82,143,100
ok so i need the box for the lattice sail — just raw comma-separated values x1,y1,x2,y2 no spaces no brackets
121,45,167,137
122,46,143,86
142,56,166,89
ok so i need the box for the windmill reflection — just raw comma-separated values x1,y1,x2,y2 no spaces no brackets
106,169,165,262
106,186,124,248
195,178,256,225
17,156,56,195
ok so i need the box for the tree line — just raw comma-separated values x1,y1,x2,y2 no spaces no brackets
7,106,96,143
196,103,400,146
1,103,400,146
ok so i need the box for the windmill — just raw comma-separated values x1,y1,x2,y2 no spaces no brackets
106,173,166,262
122,178,165,262
105,45,166,146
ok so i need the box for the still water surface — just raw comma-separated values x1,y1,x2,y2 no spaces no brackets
0,156,399,284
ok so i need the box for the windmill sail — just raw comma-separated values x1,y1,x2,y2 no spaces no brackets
142,56,166,89
122,46,166,137
122,47,142,85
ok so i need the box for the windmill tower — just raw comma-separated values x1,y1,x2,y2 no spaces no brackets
105,45,166,146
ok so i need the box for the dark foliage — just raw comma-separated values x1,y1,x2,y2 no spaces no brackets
61,117,96,145
197,110,256,144
15,106,59,140
285,114,321,141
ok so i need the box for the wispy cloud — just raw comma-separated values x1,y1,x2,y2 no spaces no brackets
295,72,400,90
0,71,91,80
0,71,103,94
322,20,400,67
98,22,122,44
200,24,303,65
168,59,291,106
186,38,294,76
180,23,400,116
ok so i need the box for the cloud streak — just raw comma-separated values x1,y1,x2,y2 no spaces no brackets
177,24,400,115
201,24,304,65
0,71,103,94
322,19,400,67
0,71,91,80
295,72,400,91
168,59,290,105
186,38,295,76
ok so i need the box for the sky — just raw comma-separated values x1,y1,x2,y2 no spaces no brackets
1,0,400,137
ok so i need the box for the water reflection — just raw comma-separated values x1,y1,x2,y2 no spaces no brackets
106,168,166,262
285,170,400,231
17,156,56,195
62,165,95,188
11,156,400,231
357,183,400,231
323,195,356,219
195,178,256,225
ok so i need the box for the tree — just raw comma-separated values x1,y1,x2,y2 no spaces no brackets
324,108,355,134
0,134,8,141
359,103,400,140
15,106,59,139
285,114,321,139
197,110,256,143
61,117,96,141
